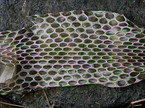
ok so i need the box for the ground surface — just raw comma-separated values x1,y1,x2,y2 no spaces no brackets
0,0,145,108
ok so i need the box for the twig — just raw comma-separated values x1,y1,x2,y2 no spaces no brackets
95,101,101,108
0,101,27,108
95,102,100,105
43,88,50,106
22,0,27,13
134,104,142,106
43,88,55,108
131,98,145,104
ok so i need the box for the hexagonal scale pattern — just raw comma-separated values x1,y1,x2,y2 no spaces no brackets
0,10,145,94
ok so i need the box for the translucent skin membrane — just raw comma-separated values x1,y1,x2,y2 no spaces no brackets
0,10,144,94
